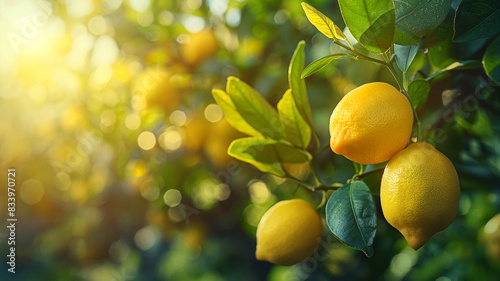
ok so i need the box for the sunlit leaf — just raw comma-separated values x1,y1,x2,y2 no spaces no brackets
338,0,395,54
454,0,500,42
301,54,356,78
226,77,284,139
325,181,376,257
426,60,481,81
483,36,500,85
278,89,311,149
288,41,313,129
212,89,263,137
301,2,346,40
394,0,452,45
228,137,312,177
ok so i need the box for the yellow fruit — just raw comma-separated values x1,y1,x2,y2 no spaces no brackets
281,162,310,181
132,67,183,111
181,30,219,65
483,213,500,260
329,82,413,164
256,199,322,265
380,142,460,250
204,119,243,169
183,112,210,151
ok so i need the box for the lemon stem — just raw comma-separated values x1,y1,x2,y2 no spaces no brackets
314,142,330,155
310,162,323,186
353,167,385,180
286,176,342,192
333,41,403,91
353,162,364,175
414,107,422,142
382,52,403,91
316,190,328,209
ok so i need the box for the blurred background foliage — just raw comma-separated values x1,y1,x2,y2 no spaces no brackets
0,0,499,280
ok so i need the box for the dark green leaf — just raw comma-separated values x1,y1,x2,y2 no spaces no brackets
394,38,422,72
288,41,314,128
338,0,395,54
454,0,500,42
301,54,356,78
325,181,377,257
301,2,346,40
212,89,263,137
426,60,482,80
228,138,312,177
408,79,430,109
277,89,311,149
483,36,500,85
226,77,284,139
422,8,455,48
394,0,452,45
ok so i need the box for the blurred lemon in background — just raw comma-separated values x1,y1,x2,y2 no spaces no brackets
181,29,219,65
183,111,211,151
281,162,310,181
132,67,187,112
204,118,243,169
483,213,500,260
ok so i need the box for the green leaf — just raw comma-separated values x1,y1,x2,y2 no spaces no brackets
338,0,395,54
325,181,376,257
301,2,346,40
277,89,311,149
226,77,284,139
408,79,430,109
228,137,312,177
228,138,285,177
394,0,452,45
288,41,313,128
212,89,263,137
394,38,422,72
421,8,454,48
483,36,500,85
453,0,500,42
426,60,482,81
301,54,356,78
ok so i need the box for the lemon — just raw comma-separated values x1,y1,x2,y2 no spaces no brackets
132,67,184,111
256,199,322,265
483,213,500,260
204,119,243,169
181,29,219,65
381,142,460,250
329,82,413,164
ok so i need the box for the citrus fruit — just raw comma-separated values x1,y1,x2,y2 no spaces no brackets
380,142,460,250
256,199,322,265
329,82,413,164
132,67,184,111
483,213,500,260
204,118,243,169
181,29,219,65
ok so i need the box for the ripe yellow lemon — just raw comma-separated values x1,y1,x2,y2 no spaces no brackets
256,199,322,265
181,29,219,65
329,82,413,164
380,142,460,250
